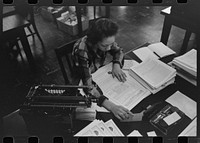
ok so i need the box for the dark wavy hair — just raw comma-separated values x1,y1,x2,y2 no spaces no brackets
87,18,119,45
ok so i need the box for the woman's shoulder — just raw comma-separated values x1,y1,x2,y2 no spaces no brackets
74,36,88,51
73,36,89,59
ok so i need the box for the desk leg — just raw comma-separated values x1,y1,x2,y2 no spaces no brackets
19,29,36,70
160,16,172,45
180,30,192,55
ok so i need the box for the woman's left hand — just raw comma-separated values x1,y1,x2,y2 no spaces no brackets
112,63,127,82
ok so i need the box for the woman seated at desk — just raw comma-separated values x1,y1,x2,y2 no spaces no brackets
72,18,133,121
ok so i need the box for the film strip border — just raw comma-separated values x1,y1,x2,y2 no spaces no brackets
2,136,199,143
1,0,199,143
2,0,188,5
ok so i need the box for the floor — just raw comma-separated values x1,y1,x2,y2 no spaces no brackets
1,6,196,118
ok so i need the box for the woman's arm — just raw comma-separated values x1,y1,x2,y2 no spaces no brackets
109,43,127,82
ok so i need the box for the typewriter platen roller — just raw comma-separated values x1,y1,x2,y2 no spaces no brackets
21,85,95,111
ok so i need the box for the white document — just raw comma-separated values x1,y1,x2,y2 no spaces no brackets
74,119,124,137
105,119,124,136
179,118,197,136
163,112,181,126
74,119,101,136
130,58,176,89
174,49,196,70
148,42,176,58
90,125,105,136
173,49,197,77
127,130,142,137
147,131,157,136
123,60,139,70
166,91,196,120
133,47,159,61
97,121,114,136
92,63,150,111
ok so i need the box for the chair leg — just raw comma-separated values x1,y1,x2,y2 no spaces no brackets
27,25,35,39
31,23,45,48
15,40,25,64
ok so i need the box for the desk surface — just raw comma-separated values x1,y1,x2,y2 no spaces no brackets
2,43,197,138
3,14,29,32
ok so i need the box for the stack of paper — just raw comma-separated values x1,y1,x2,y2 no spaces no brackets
92,63,150,111
129,58,176,94
74,119,124,136
172,49,197,78
133,42,176,62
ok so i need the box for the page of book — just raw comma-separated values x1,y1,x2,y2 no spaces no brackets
122,60,139,70
148,42,176,58
130,58,176,89
166,91,196,120
132,47,159,62
179,117,196,136
92,63,151,111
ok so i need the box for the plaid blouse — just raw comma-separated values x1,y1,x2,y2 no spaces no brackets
72,36,123,101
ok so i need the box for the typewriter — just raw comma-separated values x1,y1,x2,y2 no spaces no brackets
20,84,96,115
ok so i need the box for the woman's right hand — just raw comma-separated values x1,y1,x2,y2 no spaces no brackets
102,99,134,120
110,104,134,120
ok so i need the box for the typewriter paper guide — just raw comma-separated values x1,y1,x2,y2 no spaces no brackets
166,91,196,120
92,63,150,111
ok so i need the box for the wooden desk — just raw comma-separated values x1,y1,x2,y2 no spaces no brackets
3,14,35,69
2,44,196,140
160,7,199,55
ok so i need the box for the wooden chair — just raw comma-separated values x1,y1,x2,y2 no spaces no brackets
55,39,80,85
14,4,45,48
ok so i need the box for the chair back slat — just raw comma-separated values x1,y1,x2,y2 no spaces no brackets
55,39,78,85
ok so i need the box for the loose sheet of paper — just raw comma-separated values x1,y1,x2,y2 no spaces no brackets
123,60,139,70
147,131,157,136
92,63,150,111
179,118,197,136
133,47,159,61
130,58,176,89
166,91,196,120
148,42,176,58
105,119,124,136
127,130,142,137
74,119,124,136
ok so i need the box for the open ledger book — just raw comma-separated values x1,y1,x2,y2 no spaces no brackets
92,62,151,111
129,58,176,94
133,42,176,62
